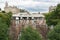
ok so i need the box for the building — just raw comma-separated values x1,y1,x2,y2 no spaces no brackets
12,12,46,27
4,2,20,13
49,6,56,12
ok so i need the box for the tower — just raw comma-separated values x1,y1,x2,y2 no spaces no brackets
5,1,8,7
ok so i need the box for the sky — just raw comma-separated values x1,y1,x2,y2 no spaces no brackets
0,0,60,13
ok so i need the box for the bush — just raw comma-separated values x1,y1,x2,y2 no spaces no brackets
19,26,42,40
47,22,60,40
0,12,12,40
2,11,6,13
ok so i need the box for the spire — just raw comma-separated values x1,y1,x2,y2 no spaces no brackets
5,1,8,7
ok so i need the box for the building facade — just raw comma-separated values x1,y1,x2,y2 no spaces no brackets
4,2,20,13
12,12,46,28
49,6,56,12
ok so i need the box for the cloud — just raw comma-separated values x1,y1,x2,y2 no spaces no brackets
0,0,60,12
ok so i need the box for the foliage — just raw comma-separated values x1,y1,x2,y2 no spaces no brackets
0,21,8,40
47,21,60,40
6,12,12,26
2,11,6,13
0,12,12,40
20,9,28,13
45,4,60,26
19,26,42,40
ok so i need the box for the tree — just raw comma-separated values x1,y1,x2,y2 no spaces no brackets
6,12,12,26
47,21,60,40
0,12,12,40
2,11,6,13
45,4,60,26
19,26,42,40
0,21,8,40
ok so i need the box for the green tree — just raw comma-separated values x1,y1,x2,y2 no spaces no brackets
6,12,12,26
45,4,60,26
47,21,60,40
19,26,42,40
0,12,12,40
2,11,6,13
0,21,8,40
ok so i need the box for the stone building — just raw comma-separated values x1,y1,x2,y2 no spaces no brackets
12,12,46,28
49,6,56,12
4,2,20,13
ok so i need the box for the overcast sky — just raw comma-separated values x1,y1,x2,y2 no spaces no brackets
0,0,60,13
